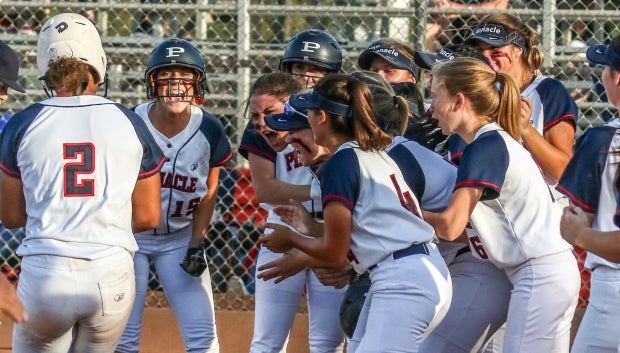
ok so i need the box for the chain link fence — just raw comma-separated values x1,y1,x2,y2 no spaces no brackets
1,0,619,311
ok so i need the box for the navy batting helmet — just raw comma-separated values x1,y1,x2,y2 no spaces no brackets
279,29,343,73
145,38,207,102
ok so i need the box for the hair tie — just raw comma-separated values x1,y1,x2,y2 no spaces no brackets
393,95,398,106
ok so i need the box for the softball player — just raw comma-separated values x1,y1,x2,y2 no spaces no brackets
116,38,232,353
556,36,620,353
0,41,26,324
0,13,164,353
465,13,577,195
412,44,514,353
259,74,452,353
426,57,579,353
464,16,579,352
0,41,26,103
239,72,346,353
357,39,448,154
279,29,342,88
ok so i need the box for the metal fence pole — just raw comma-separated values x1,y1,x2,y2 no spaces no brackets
542,0,556,67
236,0,251,167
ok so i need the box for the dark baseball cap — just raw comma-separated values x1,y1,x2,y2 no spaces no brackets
465,23,526,50
586,35,620,72
0,42,26,93
289,89,352,117
414,46,458,70
265,101,311,131
358,44,419,81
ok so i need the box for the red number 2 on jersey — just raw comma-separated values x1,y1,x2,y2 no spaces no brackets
63,143,95,197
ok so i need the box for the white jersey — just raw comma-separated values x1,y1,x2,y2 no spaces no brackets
521,75,577,202
0,96,164,259
239,126,320,226
449,75,577,204
557,117,620,270
320,141,435,273
459,123,571,268
133,103,232,235
386,136,467,263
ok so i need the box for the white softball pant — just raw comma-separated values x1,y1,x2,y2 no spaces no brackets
502,249,580,353
419,250,512,353
570,266,620,353
116,232,219,353
348,243,452,353
13,251,135,353
249,246,346,353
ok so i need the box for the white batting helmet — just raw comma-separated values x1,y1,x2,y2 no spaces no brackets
37,13,107,84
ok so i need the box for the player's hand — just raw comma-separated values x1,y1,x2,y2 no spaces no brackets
313,264,352,289
180,245,208,277
274,199,316,236
257,248,309,283
259,223,294,253
560,205,588,246
519,96,533,130
0,275,27,323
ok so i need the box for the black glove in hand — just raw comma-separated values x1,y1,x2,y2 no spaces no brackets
180,246,208,277
404,114,448,152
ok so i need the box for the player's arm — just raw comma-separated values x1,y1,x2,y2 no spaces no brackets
423,186,483,241
257,247,349,285
131,173,162,233
521,120,574,183
0,174,27,228
248,153,311,204
189,167,221,247
560,205,620,262
259,201,351,265
0,274,26,323
179,167,221,277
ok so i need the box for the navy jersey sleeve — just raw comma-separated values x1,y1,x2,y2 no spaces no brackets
238,122,276,162
115,104,165,179
447,133,468,166
319,149,360,211
200,111,233,167
556,126,616,213
456,131,508,200
537,78,577,132
0,104,45,177
387,143,425,202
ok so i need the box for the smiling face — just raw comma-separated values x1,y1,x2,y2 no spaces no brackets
477,42,521,74
249,93,289,152
154,66,196,114
429,77,459,135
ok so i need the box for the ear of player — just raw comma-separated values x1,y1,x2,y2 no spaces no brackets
180,243,209,277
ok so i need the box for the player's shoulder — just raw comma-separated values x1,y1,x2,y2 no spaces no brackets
2,103,47,136
575,123,619,151
532,75,574,101
323,145,359,173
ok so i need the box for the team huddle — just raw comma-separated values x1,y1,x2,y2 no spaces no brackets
0,8,620,353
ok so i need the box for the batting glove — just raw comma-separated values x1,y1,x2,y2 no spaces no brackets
180,245,208,277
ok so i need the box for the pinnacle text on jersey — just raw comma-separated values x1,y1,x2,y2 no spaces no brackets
160,171,198,192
